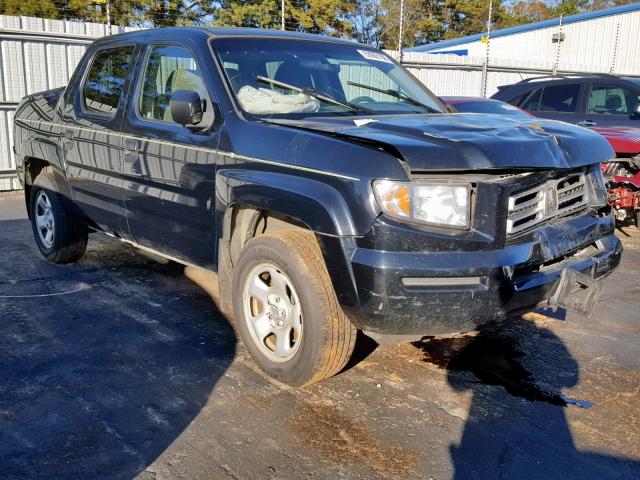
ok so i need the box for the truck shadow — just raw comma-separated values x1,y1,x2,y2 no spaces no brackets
0,218,236,480
413,317,640,479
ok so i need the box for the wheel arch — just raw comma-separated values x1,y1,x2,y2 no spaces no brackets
215,169,366,236
215,203,360,319
213,168,367,315
23,157,51,218
23,157,73,219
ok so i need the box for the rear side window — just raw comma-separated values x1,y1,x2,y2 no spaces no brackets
540,84,580,112
506,92,530,107
521,88,542,111
83,46,135,115
138,45,206,123
522,84,580,113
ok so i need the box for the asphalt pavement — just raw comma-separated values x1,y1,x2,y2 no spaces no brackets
1,192,639,480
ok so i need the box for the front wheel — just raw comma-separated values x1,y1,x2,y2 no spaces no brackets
232,230,356,386
30,176,88,264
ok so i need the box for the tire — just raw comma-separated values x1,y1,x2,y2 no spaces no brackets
30,175,88,264
232,230,356,386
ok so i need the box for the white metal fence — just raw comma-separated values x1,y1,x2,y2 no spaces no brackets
0,15,135,190
389,51,639,98
0,15,637,191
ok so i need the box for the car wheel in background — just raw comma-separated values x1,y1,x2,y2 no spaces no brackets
30,174,88,263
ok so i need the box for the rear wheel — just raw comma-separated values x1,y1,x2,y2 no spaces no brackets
30,176,88,263
232,230,356,386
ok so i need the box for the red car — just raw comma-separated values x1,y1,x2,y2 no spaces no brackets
596,126,640,228
442,96,640,228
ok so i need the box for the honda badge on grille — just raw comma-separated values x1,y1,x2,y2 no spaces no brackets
544,182,559,216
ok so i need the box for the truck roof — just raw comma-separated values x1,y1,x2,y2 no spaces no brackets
92,26,365,48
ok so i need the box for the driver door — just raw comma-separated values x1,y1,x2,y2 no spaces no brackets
121,41,222,268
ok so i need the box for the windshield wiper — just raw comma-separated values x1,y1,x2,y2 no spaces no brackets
256,75,373,114
347,81,439,113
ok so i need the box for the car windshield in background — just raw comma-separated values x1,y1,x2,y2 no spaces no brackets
452,100,531,118
212,38,444,118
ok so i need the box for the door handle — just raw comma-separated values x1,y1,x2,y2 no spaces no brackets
124,139,140,157
577,120,597,127
63,129,74,151
123,138,143,176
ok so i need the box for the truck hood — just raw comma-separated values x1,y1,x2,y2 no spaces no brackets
267,113,615,171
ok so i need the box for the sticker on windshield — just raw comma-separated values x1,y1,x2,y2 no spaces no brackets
357,49,393,64
354,119,378,127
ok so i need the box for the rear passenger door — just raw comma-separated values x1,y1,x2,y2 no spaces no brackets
62,43,138,234
578,83,640,128
520,83,583,124
121,41,221,268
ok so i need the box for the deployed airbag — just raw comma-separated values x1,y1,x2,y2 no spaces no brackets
237,86,320,114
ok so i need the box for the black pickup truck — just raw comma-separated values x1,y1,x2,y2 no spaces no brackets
13,27,621,385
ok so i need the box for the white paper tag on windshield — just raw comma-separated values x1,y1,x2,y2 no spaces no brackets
354,119,378,127
357,49,393,64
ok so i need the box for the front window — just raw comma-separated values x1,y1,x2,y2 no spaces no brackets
212,38,444,118
586,84,640,116
139,44,207,123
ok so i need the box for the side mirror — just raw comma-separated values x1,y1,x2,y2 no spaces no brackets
633,103,640,117
170,90,203,127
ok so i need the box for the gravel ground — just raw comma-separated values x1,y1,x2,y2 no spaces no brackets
1,194,639,480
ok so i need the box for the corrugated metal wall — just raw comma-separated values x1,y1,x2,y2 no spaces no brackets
430,8,640,75
394,49,639,99
394,51,569,97
0,15,135,190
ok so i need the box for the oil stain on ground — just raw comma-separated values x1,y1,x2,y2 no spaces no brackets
288,402,419,478
413,324,591,409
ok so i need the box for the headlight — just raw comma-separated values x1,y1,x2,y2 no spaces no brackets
373,180,471,228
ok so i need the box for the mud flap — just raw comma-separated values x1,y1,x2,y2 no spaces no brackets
549,268,603,316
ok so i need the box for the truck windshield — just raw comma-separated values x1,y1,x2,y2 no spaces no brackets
212,37,444,119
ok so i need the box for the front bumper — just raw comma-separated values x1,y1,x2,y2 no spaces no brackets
343,213,622,336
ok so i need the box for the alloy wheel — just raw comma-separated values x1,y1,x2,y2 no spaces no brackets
242,262,303,362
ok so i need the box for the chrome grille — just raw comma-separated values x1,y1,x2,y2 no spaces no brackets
507,174,587,235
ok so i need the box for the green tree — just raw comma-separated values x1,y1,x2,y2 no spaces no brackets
509,1,553,24
0,1,215,27
3,0,634,47
0,0,68,19
117,1,216,27
379,0,445,48
348,0,386,47
286,0,355,36
549,0,591,16
212,0,355,36
76,1,216,28
213,0,280,29
443,0,515,39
